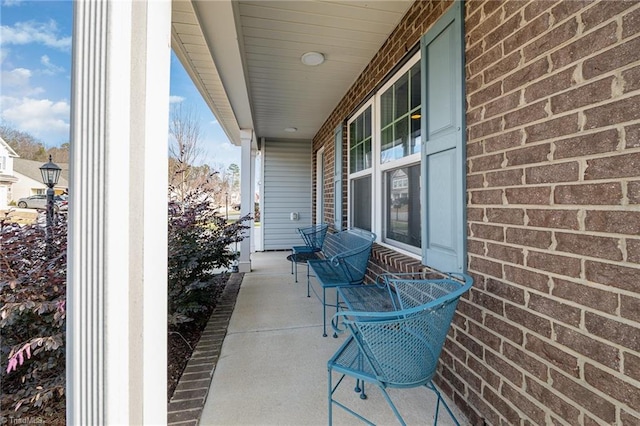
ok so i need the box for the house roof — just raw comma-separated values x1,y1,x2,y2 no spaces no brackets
0,136,19,157
13,158,69,188
171,0,413,145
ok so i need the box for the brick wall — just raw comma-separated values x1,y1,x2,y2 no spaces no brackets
312,1,640,425
464,1,640,424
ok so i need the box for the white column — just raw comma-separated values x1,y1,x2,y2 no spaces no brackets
249,148,256,253
239,129,254,272
67,1,171,424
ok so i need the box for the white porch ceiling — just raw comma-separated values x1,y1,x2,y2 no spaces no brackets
171,0,413,146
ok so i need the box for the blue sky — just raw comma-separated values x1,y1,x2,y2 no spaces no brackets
0,0,240,169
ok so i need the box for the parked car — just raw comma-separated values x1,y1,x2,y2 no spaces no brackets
17,195,65,211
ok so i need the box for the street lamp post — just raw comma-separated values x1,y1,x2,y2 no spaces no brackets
39,155,62,256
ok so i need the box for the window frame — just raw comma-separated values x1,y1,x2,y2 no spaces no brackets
347,100,375,233
375,53,422,255
346,54,424,257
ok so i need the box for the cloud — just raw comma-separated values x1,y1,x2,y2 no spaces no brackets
0,47,8,64
169,95,185,104
2,0,24,6
1,20,71,51
1,68,44,96
40,55,65,75
0,96,70,144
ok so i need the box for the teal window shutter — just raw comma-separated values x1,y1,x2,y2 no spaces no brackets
334,125,343,231
421,2,466,272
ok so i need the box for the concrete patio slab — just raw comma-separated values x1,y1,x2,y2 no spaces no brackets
199,251,467,425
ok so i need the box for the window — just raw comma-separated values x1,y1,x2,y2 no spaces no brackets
347,57,421,252
347,103,373,232
345,3,465,271
349,106,372,173
385,164,420,247
351,175,371,231
379,59,422,252
380,63,421,164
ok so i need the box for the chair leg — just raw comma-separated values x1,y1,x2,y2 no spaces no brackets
427,382,460,426
355,352,367,399
333,291,339,338
378,386,407,426
328,369,333,426
328,368,375,426
322,287,327,337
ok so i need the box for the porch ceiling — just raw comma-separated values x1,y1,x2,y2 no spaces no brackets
171,0,413,146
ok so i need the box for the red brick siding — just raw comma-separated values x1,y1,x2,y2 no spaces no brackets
464,0,640,424
312,1,640,425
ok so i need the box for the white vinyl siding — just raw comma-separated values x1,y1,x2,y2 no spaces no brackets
263,139,312,249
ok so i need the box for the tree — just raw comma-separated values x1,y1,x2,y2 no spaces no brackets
228,163,239,192
168,104,204,203
0,124,69,163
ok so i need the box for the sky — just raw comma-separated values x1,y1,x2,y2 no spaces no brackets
0,0,240,170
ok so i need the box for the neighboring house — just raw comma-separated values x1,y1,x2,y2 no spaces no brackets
68,1,640,425
0,136,18,209
12,158,69,202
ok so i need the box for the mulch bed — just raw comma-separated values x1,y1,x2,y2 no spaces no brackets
0,273,231,424
167,273,230,400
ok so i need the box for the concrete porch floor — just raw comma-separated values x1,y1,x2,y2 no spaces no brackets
199,251,468,425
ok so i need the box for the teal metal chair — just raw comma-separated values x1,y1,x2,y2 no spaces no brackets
289,223,329,282
328,273,473,425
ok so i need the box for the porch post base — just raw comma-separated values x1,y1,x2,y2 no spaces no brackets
238,260,251,273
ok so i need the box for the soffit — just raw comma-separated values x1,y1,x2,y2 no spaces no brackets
171,0,413,144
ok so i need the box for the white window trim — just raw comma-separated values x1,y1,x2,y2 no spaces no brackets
347,53,422,258
347,99,375,233
376,53,422,255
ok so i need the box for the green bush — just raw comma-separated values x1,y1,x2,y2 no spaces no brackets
0,186,248,415
168,187,249,326
0,215,67,415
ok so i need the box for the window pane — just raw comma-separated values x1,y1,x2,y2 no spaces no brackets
395,73,409,118
411,110,421,155
380,61,421,164
381,89,393,127
395,115,409,158
349,106,372,174
386,164,421,247
364,107,371,139
364,139,372,169
380,125,394,164
355,143,363,172
351,176,372,231
410,62,420,110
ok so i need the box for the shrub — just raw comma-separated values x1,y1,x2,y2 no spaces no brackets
168,187,249,326
0,186,248,414
0,213,67,415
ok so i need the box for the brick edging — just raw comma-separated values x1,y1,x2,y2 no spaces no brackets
167,272,244,425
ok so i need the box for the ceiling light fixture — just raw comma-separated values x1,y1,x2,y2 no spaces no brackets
284,127,298,132
301,51,325,66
